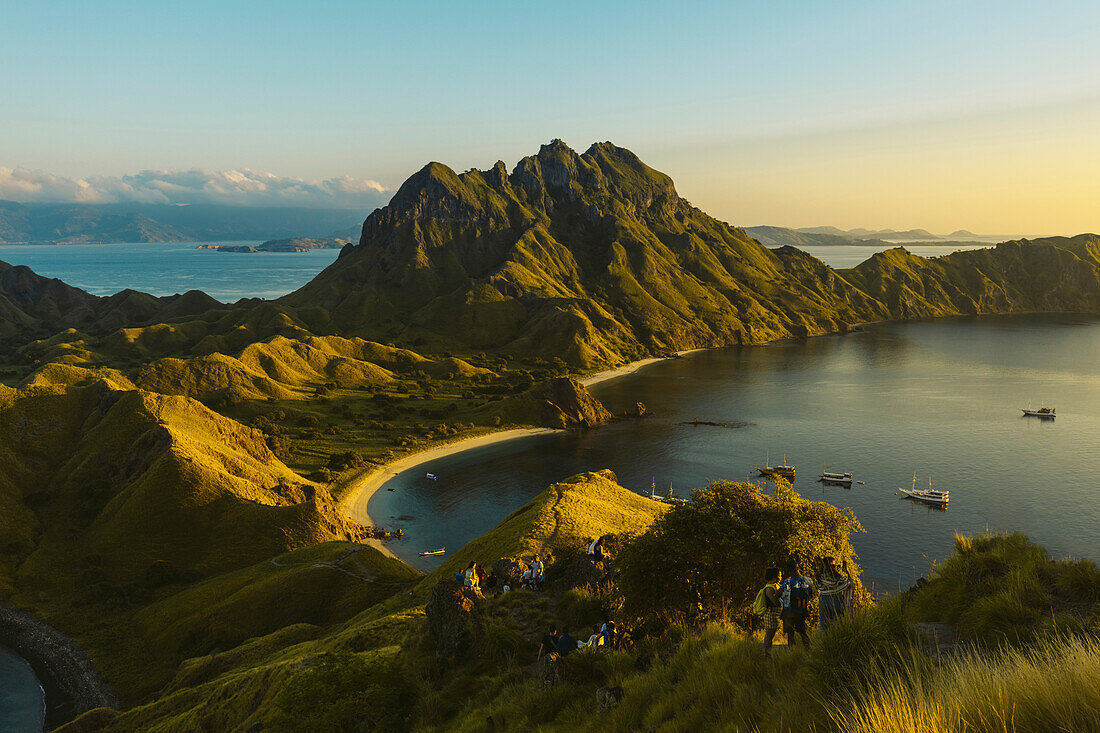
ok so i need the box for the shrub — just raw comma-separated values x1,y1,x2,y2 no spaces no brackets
618,481,865,626
557,587,608,630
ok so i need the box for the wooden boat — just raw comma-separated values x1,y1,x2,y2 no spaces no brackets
896,474,949,507
649,478,689,505
418,548,446,557
820,463,853,486
1021,401,1055,419
754,452,795,481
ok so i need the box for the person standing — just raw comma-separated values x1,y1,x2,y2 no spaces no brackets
816,557,851,631
537,624,559,660
779,559,815,647
756,568,783,657
556,626,578,657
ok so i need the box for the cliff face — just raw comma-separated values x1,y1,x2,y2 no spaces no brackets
285,140,1100,367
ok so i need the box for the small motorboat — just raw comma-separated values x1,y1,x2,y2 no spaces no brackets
896,474,949,507
418,548,446,557
425,473,437,480
1021,401,1055,419
820,463,853,486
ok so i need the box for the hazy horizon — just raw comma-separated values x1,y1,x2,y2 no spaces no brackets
3,1,1098,234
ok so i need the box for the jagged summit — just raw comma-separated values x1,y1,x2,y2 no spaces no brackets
284,143,1100,367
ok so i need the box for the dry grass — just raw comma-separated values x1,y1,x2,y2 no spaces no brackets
832,637,1100,733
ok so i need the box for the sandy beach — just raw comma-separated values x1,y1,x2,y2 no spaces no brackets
341,427,564,555
340,348,709,552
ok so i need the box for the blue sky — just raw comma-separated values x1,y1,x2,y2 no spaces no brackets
2,1,1099,233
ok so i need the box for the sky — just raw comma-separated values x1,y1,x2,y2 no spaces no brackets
2,0,1099,235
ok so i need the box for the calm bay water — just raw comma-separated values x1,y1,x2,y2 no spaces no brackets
0,645,44,732
371,314,1100,589
0,242,341,301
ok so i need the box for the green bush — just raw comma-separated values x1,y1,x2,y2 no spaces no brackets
557,587,608,630
618,480,865,625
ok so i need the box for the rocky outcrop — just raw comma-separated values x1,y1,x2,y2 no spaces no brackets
424,579,486,661
0,602,118,730
496,377,612,429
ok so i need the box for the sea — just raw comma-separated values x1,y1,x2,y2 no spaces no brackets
0,241,341,302
0,646,44,732
371,313,1100,592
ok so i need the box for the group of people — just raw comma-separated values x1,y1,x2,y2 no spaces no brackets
456,554,546,594
537,621,620,660
753,556,851,657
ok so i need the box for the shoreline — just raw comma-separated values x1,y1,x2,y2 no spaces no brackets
0,602,118,731
340,428,566,559
339,349,704,552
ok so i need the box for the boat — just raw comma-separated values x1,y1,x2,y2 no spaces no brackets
418,548,446,557
1020,401,1056,419
753,452,795,481
649,478,689,505
425,472,437,480
819,463,853,486
896,474,949,507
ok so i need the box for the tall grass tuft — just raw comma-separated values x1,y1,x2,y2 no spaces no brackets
831,637,1100,733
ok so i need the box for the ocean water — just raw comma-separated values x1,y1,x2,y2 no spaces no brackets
0,645,44,732
786,242,990,269
0,242,341,302
370,314,1100,589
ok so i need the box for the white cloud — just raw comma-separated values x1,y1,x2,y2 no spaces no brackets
0,166,389,209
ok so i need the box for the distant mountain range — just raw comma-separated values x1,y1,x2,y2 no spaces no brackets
0,201,365,244
745,225,1007,248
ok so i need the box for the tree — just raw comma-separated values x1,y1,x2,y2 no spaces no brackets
618,481,865,625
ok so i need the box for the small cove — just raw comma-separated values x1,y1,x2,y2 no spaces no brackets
370,314,1100,589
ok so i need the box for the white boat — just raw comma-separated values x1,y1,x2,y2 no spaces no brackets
425,473,437,480
896,474,949,507
1021,401,1056,419
820,463,853,486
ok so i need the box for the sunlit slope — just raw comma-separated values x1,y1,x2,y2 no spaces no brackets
841,236,1100,318
423,469,666,586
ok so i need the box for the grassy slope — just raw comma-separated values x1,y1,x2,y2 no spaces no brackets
92,471,666,731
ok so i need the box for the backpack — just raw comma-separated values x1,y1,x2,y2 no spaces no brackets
751,585,772,616
789,578,811,612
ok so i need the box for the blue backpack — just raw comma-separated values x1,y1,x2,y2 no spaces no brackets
788,577,812,613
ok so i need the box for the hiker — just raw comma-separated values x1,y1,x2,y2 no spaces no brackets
587,537,605,561
816,556,851,631
463,562,480,590
530,555,545,589
537,624,560,660
753,567,783,657
779,559,815,647
521,566,533,589
476,564,487,586
600,621,618,649
581,625,603,648
485,570,500,594
556,626,578,657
